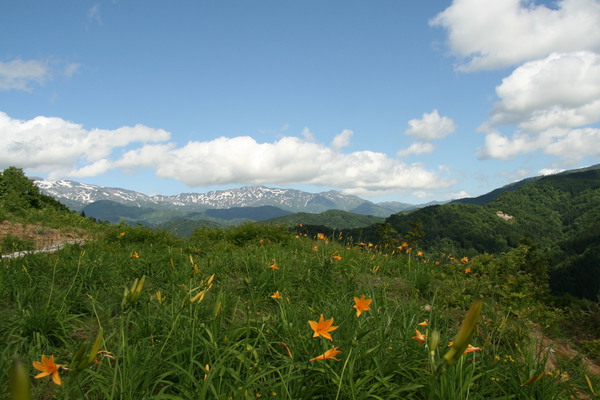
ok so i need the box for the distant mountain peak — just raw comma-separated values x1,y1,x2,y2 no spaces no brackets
33,178,396,216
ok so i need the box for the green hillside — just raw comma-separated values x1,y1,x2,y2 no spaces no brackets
154,218,225,238
0,165,600,400
205,205,293,221
2,166,600,399
264,209,385,229
348,201,396,217
353,168,600,300
82,199,232,226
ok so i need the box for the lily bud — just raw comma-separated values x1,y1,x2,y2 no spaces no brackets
9,356,30,400
443,299,482,367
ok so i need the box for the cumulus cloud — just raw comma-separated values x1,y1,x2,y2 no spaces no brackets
117,136,455,197
477,126,600,165
405,110,456,141
331,129,353,149
0,112,171,178
545,127,600,164
430,0,600,71
476,51,600,164
483,52,600,132
0,111,456,196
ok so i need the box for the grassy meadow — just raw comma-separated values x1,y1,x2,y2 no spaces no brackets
2,220,599,399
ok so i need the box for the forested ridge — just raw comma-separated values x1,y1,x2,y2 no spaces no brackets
307,167,600,300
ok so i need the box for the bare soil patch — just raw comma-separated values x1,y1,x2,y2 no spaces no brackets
0,220,91,255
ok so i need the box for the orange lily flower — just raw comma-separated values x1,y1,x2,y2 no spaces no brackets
353,295,372,317
447,342,481,353
269,262,279,270
309,315,338,341
271,291,281,299
412,329,426,346
33,355,62,385
464,344,481,353
310,346,342,361
332,255,342,260
417,319,428,326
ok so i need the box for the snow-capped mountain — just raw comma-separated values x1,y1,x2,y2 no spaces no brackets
34,178,159,210
33,178,398,215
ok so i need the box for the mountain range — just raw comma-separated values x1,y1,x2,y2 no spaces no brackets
33,178,423,216
33,164,599,231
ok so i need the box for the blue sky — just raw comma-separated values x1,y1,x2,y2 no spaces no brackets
2,0,600,204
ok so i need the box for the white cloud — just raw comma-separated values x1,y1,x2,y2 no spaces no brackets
545,127,600,164
0,112,170,178
0,59,49,91
497,168,532,181
0,111,456,196
405,110,456,141
430,0,600,71
301,127,316,142
118,137,456,196
0,58,82,91
477,126,600,164
476,51,600,164
412,191,429,199
538,167,565,176
446,190,470,200
485,52,600,132
397,142,436,157
69,159,113,177
331,129,353,149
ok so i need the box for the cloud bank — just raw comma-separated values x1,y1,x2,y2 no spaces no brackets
477,52,600,163
433,1,600,166
0,112,455,197
486,52,600,132
430,0,600,71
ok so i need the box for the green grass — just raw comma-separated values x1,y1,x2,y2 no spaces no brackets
1,223,598,399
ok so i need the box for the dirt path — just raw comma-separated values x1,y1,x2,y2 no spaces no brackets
1,238,87,259
0,220,91,258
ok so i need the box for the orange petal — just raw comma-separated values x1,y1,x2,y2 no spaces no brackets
52,371,62,385
32,361,46,372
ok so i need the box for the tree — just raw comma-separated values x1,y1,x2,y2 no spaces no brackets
0,167,69,212
375,222,399,249
0,167,41,211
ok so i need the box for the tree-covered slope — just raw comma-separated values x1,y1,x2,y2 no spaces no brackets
264,209,385,229
205,205,293,221
377,169,600,299
385,203,521,256
0,167,70,213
